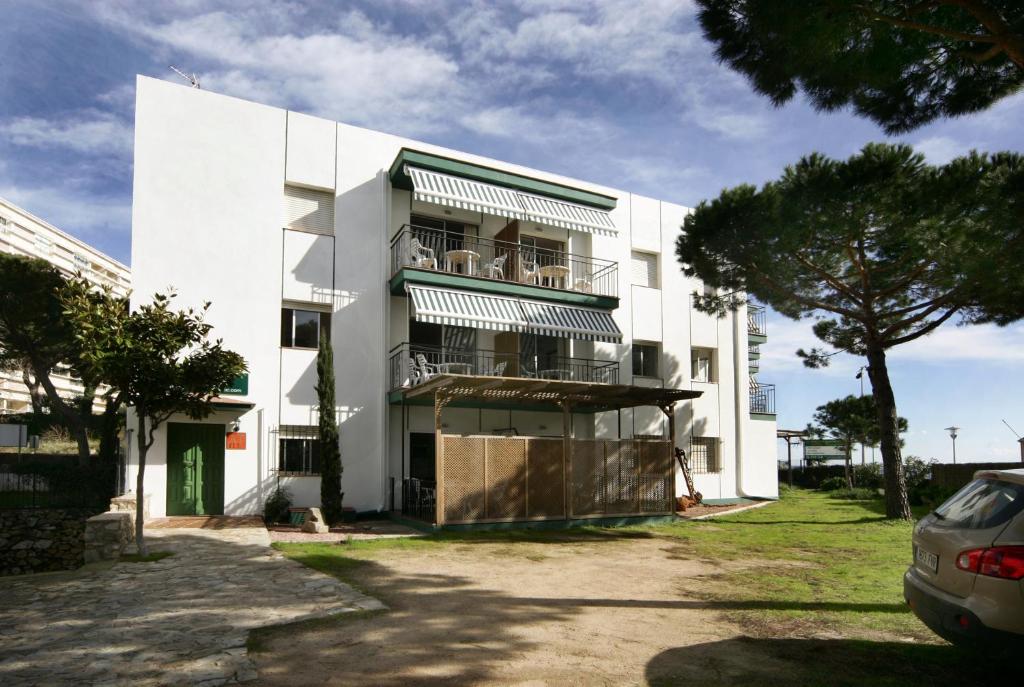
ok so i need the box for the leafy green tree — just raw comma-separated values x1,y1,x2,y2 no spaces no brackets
676,143,1024,519
696,0,1024,133
808,395,908,486
62,284,245,554
0,254,92,463
317,328,343,524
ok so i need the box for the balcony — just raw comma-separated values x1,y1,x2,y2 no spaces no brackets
388,343,619,391
750,382,775,416
389,225,618,303
747,303,766,338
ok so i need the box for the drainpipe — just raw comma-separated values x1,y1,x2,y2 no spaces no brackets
733,305,752,498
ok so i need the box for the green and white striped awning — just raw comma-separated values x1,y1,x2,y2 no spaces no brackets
405,165,616,235
407,285,622,343
405,166,524,219
408,285,528,332
518,298,622,342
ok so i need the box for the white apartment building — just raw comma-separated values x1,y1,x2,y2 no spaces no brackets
0,198,131,415
129,76,778,524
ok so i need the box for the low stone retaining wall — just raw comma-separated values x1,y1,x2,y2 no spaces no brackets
0,508,93,576
84,512,133,563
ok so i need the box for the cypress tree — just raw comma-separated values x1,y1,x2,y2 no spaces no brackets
317,327,343,524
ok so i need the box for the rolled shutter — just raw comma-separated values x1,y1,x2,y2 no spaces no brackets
284,185,334,235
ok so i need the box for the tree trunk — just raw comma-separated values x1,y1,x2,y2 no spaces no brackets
865,346,912,520
21,365,45,415
135,412,148,556
33,364,91,467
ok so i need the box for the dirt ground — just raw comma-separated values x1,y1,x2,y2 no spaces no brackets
250,533,791,686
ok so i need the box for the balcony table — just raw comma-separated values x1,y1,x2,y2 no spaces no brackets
445,249,480,276
438,362,473,375
539,264,571,289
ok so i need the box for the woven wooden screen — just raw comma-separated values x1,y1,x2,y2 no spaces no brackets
442,436,486,523
439,435,672,524
485,436,527,520
525,438,564,518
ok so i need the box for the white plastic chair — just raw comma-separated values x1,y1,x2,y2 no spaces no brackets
409,238,437,269
415,354,439,381
490,361,507,376
482,253,508,280
520,253,539,285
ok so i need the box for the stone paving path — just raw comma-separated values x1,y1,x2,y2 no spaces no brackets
0,526,384,686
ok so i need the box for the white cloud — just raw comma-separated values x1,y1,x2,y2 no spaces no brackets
0,181,132,241
460,106,615,146
891,322,1024,363
0,111,133,157
913,136,970,165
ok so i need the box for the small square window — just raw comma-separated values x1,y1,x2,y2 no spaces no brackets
632,343,659,378
278,436,321,475
690,437,720,474
281,308,330,349
691,348,716,383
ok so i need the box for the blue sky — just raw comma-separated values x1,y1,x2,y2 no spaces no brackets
2,0,1023,463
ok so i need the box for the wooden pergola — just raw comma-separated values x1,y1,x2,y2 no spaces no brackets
402,374,703,525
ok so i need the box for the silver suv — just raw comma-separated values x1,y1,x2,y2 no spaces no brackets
905,468,1024,645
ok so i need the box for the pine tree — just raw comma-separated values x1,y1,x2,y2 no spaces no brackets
317,327,343,524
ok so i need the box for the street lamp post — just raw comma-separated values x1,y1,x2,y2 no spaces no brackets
945,426,960,464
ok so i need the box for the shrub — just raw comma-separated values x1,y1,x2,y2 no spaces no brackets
912,483,959,509
778,483,793,498
829,487,881,500
263,485,293,524
852,462,883,489
819,476,849,492
903,456,932,491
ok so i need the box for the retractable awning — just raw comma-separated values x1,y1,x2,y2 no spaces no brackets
408,285,528,332
407,285,622,343
405,165,616,235
517,192,617,236
405,166,524,219
519,298,622,343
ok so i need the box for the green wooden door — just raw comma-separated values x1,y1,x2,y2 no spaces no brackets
166,423,226,516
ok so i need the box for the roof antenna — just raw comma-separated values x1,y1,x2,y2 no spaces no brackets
1003,419,1021,439
170,66,201,89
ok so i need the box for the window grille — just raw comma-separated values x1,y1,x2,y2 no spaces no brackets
273,425,322,475
690,437,720,474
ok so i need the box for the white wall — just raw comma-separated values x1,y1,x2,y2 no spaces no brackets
282,230,334,304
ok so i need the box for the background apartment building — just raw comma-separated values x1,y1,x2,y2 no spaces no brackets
0,198,131,415
130,76,778,521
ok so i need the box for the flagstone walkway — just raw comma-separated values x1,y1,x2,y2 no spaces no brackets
0,526,384,686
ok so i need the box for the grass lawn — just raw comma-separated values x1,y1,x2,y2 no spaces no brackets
269,489,1014,686
648,488,927,639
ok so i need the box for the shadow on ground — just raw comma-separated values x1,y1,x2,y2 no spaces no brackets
645,636,1016,687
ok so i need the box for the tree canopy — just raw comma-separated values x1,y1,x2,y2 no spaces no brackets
696,0,1024,133
62,284,246,553
807,394,908,453
676,143,1024,518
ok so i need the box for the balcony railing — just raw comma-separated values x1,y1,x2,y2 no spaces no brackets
390,225,618,298
748,303,766,336
750,382,775,415
389,343,619,390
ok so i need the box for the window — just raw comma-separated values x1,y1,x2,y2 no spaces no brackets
284,185,334,235
933,478,1024,530
691,348,716,382
277,429,321,475
631,251,658,288
281,308,330,349
34,235,52,256
690,437,720,474
632,343,659,378
73,253,90,271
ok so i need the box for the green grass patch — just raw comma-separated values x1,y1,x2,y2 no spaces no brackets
649,489,928,638
119,551,174,563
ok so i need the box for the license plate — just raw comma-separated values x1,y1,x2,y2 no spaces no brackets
916,546,938,573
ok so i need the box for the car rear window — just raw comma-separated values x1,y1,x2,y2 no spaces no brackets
933,478,1024,530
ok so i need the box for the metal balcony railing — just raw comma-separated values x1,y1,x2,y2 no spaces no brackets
750,382,776,415
390,225,618,298
389,343,619,390
748,303,766,336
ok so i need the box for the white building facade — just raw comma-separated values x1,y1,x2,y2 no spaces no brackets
0,198,131,415
129,76,777,521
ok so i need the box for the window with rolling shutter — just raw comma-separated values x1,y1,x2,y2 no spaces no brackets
631,250,658,288
284,185,334,235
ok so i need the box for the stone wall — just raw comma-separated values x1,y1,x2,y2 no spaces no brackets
83,512,133,563
0,508,93,576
